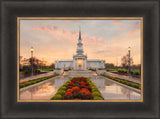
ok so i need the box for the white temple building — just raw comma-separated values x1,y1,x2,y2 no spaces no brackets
55,26,105,70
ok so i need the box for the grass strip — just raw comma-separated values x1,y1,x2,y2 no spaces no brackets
101,74,141,90
19,74,59,88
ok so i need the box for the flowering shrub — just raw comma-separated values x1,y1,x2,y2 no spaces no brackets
51,77,104,100
72,86,80,92
66,89,73,93
63,92,73,99
20,81,29,84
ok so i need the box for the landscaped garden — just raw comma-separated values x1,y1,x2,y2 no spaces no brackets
51,77,104,100
19,74,59,88
101,74,141,90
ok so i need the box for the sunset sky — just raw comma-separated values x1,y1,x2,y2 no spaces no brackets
20,19,141,66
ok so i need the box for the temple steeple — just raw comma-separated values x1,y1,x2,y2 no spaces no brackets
79,26,81,40
76,26,84,55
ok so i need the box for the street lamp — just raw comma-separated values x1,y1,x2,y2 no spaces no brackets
128,47,131,76
30,47,34,76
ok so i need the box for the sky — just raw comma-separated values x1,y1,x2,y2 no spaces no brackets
20,19,141,66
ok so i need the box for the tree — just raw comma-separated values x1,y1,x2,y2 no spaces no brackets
105,63,115,69
132,64,141,69
50,63,55,69
29,57,41,69
121,54,133,69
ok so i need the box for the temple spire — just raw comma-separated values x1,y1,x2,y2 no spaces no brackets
76,26,84,55
79,25,81,40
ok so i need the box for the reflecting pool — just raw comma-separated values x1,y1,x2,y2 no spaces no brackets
19,76,141,100
20,76,68,100
90,76,141,100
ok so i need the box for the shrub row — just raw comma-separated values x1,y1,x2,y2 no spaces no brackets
50,77,104,100
106,69,117,71
101,74,141,90
131,69,141,75
118,68,140,75
38,68,54,71
19,74,59,88
106,68,140,75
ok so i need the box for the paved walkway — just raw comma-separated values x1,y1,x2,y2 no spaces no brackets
20,71,55,83
64,70,97,77
104,72,141,84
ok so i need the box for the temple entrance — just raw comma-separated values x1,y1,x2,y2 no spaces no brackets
73,58,87,70
78,58,82,70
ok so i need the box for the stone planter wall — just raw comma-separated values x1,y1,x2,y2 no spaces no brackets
96,69,106,75
54,69,64,75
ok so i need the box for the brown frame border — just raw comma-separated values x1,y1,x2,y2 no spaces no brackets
1,0,159,118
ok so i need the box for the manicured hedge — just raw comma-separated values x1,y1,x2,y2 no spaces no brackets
51,77,104,100
101,74,141,90
19,74,59,88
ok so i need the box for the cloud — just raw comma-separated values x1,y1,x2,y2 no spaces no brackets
31,24,76,43
98,37,103,41
23,25,28,28
127,22,140,35
117,27,125,30
110,20,122,25
75,20,80,23
53,26,58,30
104,27,108,30
53,35,65,43
28,24,107,48
97,24,102,28
83,36,106,47
65,20,80,24
90,21,96,24
31,24,47,32
65,20,71,24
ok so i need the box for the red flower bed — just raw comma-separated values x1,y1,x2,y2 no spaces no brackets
20,81,29,84
63,77,93,100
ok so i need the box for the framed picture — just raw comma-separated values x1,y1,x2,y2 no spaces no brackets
1,0,159,119
17,17,143,102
